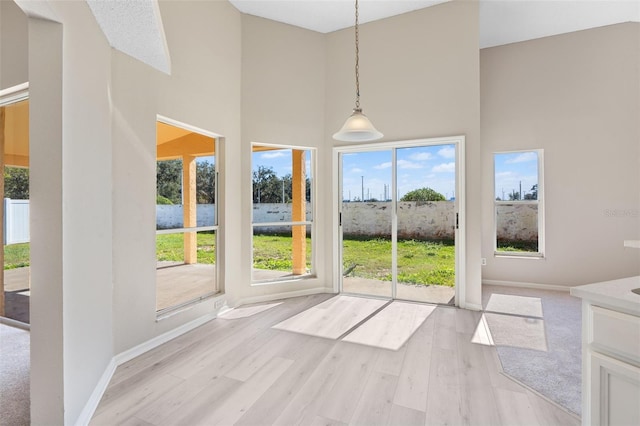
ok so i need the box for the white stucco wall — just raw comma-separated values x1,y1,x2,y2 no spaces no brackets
342,201,455,240
156,204,216,229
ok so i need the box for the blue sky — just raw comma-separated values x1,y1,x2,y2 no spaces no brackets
253,149,312,179
342,145,457,201
494,151,539,200
235,147,538,202
252,145,458,202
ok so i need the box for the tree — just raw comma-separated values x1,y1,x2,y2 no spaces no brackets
524,184,538,200
253,165,280,203
508,191,520,201
156,159,182,205
196,160,216,203
400,187,445,202
252,166,312,203
4,167,29,199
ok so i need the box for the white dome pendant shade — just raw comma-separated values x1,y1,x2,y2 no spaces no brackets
333,0,383,143
333,108,383,142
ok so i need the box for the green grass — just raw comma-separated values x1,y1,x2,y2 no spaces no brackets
5,235,456,288
4,243,30,269
343,238,455,287
496,240,538,252
252,234,312,271
156,232,217,264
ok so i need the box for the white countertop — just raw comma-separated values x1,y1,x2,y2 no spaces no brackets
571,276,640,316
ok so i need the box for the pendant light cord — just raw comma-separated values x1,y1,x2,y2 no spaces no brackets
354,0,360,110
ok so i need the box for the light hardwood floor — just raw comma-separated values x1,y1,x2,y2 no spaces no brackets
91,294,580,426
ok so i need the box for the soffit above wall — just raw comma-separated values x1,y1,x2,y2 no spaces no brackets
85,0,171,74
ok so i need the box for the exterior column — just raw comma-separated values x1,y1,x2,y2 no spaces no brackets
183,155,197,264
292,150,306,275
0,107,5,316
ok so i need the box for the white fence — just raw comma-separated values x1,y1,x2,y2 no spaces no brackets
4,198,30,245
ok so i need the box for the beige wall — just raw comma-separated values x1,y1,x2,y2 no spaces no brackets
111,0,242,353
9,0,637,422
481,23,640,286
240,14,328,303
17,0,114,423
0,0,28,90
326,0,482,308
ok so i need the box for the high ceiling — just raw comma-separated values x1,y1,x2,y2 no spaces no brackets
229,0,640,48
83,0,640,74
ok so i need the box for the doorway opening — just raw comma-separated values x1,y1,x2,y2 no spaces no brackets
335,137,465,306
0,86,30,324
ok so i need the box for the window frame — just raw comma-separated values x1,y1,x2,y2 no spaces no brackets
493,149,545,258
155,116,220,316
251,142,316,284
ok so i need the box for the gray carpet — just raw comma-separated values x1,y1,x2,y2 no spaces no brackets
3,291,30,324
0,322,30,426
483,285,582,416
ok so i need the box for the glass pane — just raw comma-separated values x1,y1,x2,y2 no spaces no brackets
196,155,216,227
494,152,538,201
252,146,313,223
494,151,539,253
252,225,312,282
396,145,456,304
341,150,392,298
155,121,218,313
156,231,217,312
496,203,539,252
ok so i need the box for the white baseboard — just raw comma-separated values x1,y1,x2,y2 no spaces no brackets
77,311,218,425
74,358,117,426
463,302,483,311
114,312,217,366
0,316,30,330
234,287,335,307
482,279,571,292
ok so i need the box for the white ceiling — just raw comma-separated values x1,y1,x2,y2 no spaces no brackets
85,0,640,74
230,0,640,48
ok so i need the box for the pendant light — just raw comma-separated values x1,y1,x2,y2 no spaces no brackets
333,0,383,142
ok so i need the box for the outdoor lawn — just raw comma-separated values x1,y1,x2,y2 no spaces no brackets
5,235,457,287
4,243,30,270
155,233,457,287
343,237,455,287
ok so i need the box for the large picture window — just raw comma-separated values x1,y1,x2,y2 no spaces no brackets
252,144,314,283
494,150,544,257
155,118,219,314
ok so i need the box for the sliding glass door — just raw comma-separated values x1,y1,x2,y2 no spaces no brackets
338,138,462,306
341,150,393,298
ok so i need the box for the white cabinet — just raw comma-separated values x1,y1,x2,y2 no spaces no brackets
572,277,640,426
588,343,640,425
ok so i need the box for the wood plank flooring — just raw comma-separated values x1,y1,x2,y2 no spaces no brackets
91,294,580,426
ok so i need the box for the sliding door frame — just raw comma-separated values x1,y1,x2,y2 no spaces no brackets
333,136,466,307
